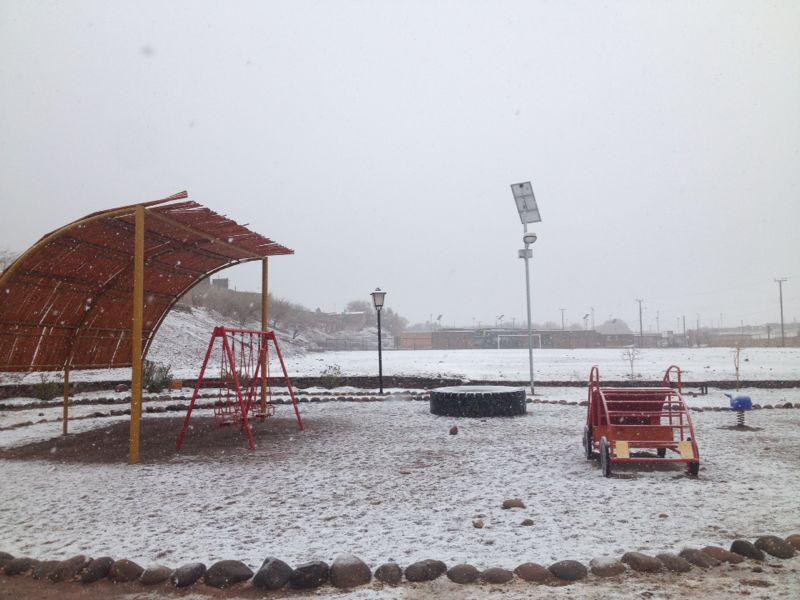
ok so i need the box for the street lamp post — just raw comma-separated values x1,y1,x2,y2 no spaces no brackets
370,288,386,393
511,182,542,396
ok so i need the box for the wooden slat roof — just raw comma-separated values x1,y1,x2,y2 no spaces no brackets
0,192,292,372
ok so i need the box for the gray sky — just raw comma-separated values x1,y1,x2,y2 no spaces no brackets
1,1,798,330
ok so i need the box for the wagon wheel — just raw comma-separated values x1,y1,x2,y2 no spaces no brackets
583,425,596,460
599,436,611,478
657,448,666,458
688,461,700,476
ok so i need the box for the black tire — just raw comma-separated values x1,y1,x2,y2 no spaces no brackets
430,386,526,417
657,447,667,458
599,437,611,478
688,461,700,476
583,425,596,460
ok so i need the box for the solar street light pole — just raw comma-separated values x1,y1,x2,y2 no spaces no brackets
511,182,542,397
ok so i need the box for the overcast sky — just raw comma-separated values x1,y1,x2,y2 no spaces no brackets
1,1,798,330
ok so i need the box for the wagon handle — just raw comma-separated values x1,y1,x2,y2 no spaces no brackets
662,365,682,393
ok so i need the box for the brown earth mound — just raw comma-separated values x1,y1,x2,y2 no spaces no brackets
0,415,313,464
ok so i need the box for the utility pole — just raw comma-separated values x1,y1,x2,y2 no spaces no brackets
775,278,787,347
560,308,566,330
656,310,660,334
636,299,644,347
591,307,595,330
696,313,700,345
682,315,687,347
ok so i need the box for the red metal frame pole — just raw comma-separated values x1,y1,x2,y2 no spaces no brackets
269,331,304,431
176,327,221,450
222,331,255,449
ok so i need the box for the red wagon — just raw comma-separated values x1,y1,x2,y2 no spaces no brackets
583,365,700,477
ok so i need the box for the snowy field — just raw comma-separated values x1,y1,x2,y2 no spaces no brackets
3,346,799,385
1,399,798,574
288,347,800,382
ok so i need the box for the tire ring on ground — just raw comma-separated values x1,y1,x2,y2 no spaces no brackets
429,386,527,417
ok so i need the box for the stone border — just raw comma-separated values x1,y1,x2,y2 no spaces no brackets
1,533,797,593
2,392,798,433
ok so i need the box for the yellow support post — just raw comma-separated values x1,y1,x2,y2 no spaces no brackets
260,257,269,421
129,205,145,464
62,366,69,435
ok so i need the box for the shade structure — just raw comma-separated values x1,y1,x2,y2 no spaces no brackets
0,191,293,373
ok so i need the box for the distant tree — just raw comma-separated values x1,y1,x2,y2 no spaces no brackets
381,307,408,337
597,318,633,334
345,300,374,314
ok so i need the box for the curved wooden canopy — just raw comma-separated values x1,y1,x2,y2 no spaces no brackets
0,191,292,372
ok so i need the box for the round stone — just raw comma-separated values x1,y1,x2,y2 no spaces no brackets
514,562,551,582
730,540,765,561
374,562,403,585
170,562,206,587
621,552,663,573
548,560,588,581
253,557,293,590
329,554,371,589
590,557,626,577
203,560,253,588
446,563,479,584
404,559,447,582
480,567,514,584
656,553,692,573
754,536,796,559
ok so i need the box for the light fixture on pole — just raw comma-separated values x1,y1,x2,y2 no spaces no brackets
511,182,542,396
370,288,386,393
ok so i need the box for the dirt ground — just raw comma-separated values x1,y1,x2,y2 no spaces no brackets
0,415,309,463
1,557,799,600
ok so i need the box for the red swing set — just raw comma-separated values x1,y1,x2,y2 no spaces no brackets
175,327,304,451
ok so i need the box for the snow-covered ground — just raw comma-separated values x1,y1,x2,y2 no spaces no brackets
0,400,798,572
288,347,800,382
3,345,798,385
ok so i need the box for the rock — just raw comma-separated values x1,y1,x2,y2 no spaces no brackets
656,553,692,573
785,534,800,551
589,557,625,577
289,560,329,589
81,557,114,584
115,383,129,393
4,557,39,576
374,562,403,585
548,560,587,581
170,562,206,587
502,498,525,509
203,560,253,588
679,548,720,568
514,562,551,582
140,565,172,585
730,540,765,561
447,563,479,584
108,559,144,582
473,519,484,529
330,554,371,588
754,535,796,559
404,559,447,582
481,567,514,584
702,546,744,564
253,557,293,590
449,425,459,435
520,519,534,526
621,552,663,573
0,552,14,568
32,560,60,580
49,555,90,582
